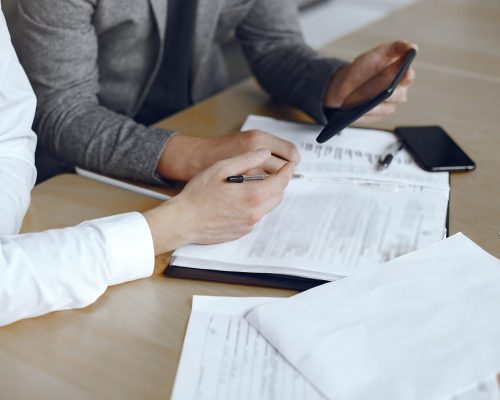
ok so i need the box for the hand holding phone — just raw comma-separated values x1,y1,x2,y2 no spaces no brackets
318,47,417,143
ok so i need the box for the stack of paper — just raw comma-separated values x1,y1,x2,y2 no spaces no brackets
169,116,450,282
173,235,500,399
245,234,500,400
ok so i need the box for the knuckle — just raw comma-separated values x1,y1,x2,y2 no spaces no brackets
245,130,264,146
288,143,300,160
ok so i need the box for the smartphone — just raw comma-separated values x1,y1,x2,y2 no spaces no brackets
395,126,476,172
316,48,417,144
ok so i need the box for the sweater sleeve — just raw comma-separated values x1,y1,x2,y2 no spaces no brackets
237,0,347,124
14,0,176,185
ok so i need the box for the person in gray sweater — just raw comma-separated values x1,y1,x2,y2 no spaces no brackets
13,0,415,185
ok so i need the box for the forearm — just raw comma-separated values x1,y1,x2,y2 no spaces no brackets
14,0,176,184
245,43,346,123
238,0,347,123
35,98,176,184
0,213,154,326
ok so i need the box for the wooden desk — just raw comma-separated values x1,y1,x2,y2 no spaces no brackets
2,0,499,398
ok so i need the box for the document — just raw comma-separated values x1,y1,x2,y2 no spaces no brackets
168,115,450,285
246,234,500,400
171,296,325,400
242,115,449,191
172,180,448,280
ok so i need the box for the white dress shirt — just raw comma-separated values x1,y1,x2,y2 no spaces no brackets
0,12,154,326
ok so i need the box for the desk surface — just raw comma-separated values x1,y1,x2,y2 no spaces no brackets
2,0,499,398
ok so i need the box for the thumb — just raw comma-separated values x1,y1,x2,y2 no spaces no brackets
343,41,417,98
356,41,417,71
374,41,417,60
218,148,271,176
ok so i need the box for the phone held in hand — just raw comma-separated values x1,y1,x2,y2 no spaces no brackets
317,48,417,144
395,126,476,172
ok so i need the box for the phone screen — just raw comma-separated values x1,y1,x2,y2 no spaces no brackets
316,49,416,144
395,126,476,172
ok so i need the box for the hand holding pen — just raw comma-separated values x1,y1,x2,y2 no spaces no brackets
157,149,294,247
227,173,303,183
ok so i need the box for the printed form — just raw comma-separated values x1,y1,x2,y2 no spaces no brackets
171,296,325,400
173,294,499,400
170,115,450,280
242,115,449,191
172,180,448,280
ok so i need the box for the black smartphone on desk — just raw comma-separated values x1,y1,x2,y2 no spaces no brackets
395,126,476,172
317,48,417,144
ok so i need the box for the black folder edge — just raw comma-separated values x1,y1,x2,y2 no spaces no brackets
164,266,329,291
163,170,452,291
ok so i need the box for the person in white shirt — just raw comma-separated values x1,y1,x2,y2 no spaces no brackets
0,11,293,327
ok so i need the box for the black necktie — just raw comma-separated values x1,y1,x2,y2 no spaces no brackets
135,0,198,125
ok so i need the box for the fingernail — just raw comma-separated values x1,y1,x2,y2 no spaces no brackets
256,148,271,157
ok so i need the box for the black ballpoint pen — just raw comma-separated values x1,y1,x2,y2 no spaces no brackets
227,173,304,183
378,140,404,170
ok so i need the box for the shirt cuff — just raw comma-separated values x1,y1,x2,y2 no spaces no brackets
83,212,155,286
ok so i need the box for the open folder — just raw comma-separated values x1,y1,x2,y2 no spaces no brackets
165,116,450,289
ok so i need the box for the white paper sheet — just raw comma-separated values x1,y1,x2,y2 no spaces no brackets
242,115,449,191
246,234,500,400
447,375,500,400
172,180,448,279
171,296,326,400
